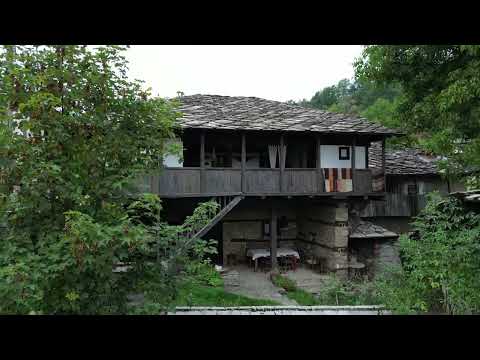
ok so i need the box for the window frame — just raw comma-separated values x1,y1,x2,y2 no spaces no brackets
339,146,350,160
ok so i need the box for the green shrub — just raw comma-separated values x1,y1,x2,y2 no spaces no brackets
374,193,480,314
184,260,223,287
271,273,297,292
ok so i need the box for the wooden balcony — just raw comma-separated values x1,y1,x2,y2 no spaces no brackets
148,167,384,198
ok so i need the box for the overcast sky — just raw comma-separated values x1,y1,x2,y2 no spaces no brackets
124,45,364,102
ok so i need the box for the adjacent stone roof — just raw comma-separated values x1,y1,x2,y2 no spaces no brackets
450,190,480,203
369,142,440,176
349,220,398,239
177,94,401,136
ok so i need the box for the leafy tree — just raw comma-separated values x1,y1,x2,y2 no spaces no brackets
303,78,404,136
354,45,480,185
0,45,217,314
375,193,480,314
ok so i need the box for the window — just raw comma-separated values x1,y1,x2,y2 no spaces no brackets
339,146,350,160
407,184,418,195
262,219,286,237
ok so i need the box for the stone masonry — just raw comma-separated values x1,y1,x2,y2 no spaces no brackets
296,202,349,278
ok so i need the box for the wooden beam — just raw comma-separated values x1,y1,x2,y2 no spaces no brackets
301,143,308,168
365,143,369,169
316,136,323,193
351,137,356,192
279,135,285,193
241,132,246,193
270,205,278,271
193,196,244,239
200,131,206,193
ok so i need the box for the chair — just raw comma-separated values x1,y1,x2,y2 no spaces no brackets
279,256,297,272
258,257,271,272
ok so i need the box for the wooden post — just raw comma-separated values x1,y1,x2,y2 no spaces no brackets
366,143,369,169
241,132,246,193
351,136,356,192
316,136,323,193
301,144,308,168
200,131,206,193
279,134,285,193
271,205,278,271
382,137,386,192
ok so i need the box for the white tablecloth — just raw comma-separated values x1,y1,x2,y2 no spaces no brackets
246,247,300,261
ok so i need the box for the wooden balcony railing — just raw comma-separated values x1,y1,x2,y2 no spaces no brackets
147,167,384,197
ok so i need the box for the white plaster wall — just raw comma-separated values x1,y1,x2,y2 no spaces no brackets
163,154,183,167
320,145,366,169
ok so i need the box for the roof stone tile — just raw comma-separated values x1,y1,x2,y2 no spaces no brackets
178,94,401,136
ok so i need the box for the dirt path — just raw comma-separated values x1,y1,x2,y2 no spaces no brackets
222,265,298,306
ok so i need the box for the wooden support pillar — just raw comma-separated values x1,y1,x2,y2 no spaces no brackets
270,205,278,271
279,134,285,193
366,143,369,169
316,136,323,193
241,132,246,193
200,131,206,193
381,137,386,192
301,144,308,168
351,137,356,192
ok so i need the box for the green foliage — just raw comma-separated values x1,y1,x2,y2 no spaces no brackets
184,260,223,287
0,45,219,314
355,45,480,182
374,193,480,314
300,77,406,149
313,275,380,306
270,273,378,306
129,261,280,314
271,273,297,292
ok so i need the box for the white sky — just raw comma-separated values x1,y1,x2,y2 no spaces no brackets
124,45,364,102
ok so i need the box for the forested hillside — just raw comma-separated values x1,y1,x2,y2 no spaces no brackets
295,45,480,188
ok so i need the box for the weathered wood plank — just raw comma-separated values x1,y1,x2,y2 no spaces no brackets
282,169,317,193
205,169,241,193
245,169,281,193
360,193,428,217
241,133,246,192
157,169,202,195
271,206,278,271
194,196,244,239
354,169,372,193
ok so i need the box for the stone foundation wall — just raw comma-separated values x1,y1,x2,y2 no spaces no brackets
373,239,401,277
222,199,298,265
296,203,349,277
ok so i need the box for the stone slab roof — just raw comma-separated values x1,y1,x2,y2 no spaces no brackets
349,220,398,239
177,94,401,136
369,142,440,176
450,190,480,203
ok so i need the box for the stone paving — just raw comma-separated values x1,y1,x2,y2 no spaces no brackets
222,265,298,306
282,267,331,294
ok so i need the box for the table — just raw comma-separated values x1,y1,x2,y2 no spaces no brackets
246,247,300,272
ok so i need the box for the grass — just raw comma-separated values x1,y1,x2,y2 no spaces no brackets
271,273,322,306
270,273,381,306
173,281,281,307
130,261,281,313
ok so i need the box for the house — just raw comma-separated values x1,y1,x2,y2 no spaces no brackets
144,94,403,278
361,144,466,233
